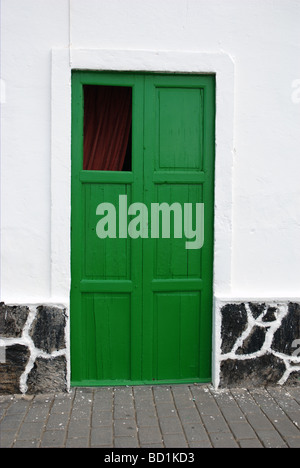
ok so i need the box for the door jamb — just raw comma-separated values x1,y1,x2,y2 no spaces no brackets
50,48,235,388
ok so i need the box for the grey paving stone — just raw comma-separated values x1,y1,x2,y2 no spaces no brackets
91,426,113,446
246,411,277,432
227,420,258,440
183,422,211,443
140,443,164,448
114,418,137,437
238,438,264,448
176,405,202,424
230,388,262,414
114,436,139,448
93,389,113,410
114,403,135,419
65,437,90,448
46,412,69,430
211,389,246,421
138,425,163,445
114,387,134,406
171,384,194,398
283,437,300,448
50,395,74,415
24,398,52,423
14,439,40,447
67,418,90,438
210,432,239,448
190,387,221,416
133,386,154,404
136,407,159,427
92,410,113,427
272,417,300,439
159,416,183,434
288,386,300,404
0,413,24,431
153,386,173,403
172,393,195,409
189,440,212,448
4,398,31,415
40,429,66,447
16,421,45,440
254,429,288,448
0,384,299,448
201,413,230,434
0,430,17,448
163,433,188,448
155,403,177,418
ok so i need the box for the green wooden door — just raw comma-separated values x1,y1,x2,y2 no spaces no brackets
71,72,215,386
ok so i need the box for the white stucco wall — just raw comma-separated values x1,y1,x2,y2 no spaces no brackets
1,0,70,303
1,0,300,306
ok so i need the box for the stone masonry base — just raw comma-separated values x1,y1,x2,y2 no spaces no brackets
0,300,299,394
0,303,68,394
217,301,300,387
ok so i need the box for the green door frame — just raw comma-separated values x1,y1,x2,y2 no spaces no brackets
70,71,215,386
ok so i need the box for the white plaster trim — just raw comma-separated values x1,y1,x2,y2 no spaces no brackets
50,48,72,305
51,48,235,389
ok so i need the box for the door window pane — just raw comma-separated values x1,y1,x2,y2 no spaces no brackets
83,85,132,171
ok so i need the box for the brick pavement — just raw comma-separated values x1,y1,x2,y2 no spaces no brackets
0,384,300,448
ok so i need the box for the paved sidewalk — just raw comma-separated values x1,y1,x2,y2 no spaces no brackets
0,384,300,448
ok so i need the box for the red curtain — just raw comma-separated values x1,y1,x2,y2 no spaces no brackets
83,86,132,171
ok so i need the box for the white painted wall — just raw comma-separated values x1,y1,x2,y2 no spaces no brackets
1,0,70,303
1,0,300,305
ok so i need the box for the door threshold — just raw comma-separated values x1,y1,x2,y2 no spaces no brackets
71,378,211,387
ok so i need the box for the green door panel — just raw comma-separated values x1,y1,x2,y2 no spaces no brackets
156,87,203,170
71,72,215,386
153,292,201,380
84,183,132,279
